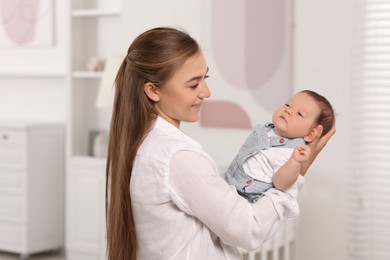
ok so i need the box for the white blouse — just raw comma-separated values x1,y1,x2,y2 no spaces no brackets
131,117,303,260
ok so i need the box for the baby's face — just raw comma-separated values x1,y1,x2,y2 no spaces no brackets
272,92,320,139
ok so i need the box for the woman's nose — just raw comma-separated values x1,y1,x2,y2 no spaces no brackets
200,81,211,99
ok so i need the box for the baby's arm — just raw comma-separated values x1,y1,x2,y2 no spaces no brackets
272,145,311,191
301,124,336,175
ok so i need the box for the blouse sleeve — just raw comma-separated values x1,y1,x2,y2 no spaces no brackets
168,150,304,250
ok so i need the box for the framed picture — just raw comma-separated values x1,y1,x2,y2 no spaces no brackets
0,0,54,47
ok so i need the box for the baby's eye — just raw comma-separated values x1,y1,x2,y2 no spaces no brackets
285,103,291,107
298,112,303,117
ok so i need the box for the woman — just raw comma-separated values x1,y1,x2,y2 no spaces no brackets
106,27,335,260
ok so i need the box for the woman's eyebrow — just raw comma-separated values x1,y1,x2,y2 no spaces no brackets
185,67,209,83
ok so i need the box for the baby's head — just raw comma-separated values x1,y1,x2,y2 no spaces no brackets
272,90,335,142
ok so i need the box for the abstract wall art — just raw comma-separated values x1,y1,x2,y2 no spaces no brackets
0,0,54,47
199,0,293,129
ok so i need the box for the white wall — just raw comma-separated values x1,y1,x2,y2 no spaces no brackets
293,0,351,259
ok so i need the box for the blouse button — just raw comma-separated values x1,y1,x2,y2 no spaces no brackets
246,179,252,184
279,138,285,143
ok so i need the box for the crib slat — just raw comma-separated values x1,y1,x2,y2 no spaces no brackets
248,252,256,260
261,248,267,260
284,221,290,260
239,219,296,260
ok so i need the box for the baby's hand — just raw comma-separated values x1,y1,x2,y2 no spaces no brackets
292,145,311,163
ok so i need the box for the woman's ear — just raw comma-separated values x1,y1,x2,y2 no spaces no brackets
143,82,160,102
304,125,323,142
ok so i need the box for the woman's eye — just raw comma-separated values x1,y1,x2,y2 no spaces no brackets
190,83,199,88
204,74,210,79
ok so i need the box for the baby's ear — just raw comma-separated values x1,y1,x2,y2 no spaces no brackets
304,125,323,142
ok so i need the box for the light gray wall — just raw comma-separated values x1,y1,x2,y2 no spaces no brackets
294,0,350,259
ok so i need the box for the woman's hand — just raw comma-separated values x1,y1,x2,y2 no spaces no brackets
300,123,336,176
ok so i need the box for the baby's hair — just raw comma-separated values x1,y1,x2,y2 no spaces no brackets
299,90,335,137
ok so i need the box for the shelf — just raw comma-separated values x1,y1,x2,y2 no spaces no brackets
70,155,107,165
72,70,103,79
72,9,120,17
0,71,66,78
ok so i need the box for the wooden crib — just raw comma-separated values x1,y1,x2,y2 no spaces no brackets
240,219,297,260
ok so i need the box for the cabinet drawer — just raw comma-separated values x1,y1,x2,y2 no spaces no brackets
0,170,24,192
0,222,23,252
0,130,26,168
0,193,25,222
0,130,26,145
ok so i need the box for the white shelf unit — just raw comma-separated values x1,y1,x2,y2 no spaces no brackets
69,2,121,159
66,1,122,259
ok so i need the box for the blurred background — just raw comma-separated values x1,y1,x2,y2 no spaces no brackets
0,0,388,259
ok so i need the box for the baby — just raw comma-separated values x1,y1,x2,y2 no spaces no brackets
225,90,335,204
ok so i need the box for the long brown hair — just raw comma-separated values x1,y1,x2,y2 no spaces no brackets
105,27,200,260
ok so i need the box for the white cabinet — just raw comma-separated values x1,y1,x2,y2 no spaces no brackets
0,122,64,259
66,158,106,260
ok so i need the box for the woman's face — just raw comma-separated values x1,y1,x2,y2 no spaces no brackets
154,52,210,128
